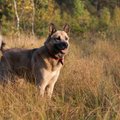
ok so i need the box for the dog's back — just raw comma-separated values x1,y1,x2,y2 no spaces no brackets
0,47,38,81
1,48,37,70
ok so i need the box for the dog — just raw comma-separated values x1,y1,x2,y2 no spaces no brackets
0,23,70,98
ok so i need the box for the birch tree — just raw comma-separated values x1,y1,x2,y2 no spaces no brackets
31,0,35,35
13,0,20,30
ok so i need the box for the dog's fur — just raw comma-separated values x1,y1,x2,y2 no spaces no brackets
0,35,5,53
0,24,70,98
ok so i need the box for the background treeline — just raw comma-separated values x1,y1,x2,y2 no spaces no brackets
0,0,120,36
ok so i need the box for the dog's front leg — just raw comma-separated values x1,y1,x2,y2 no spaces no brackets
32,58,49,97
39,82,47,97
34,72,48,97
32,67,45,97
47,71,60,98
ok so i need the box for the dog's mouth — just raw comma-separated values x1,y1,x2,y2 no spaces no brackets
60,49,67,54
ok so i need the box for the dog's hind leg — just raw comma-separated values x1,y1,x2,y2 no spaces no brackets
0,62,6,84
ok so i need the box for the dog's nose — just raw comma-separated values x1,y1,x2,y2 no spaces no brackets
60,42,68,49
64,42,68,48
54,42,68,51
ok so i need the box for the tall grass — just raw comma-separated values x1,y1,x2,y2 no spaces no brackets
0,33,120,120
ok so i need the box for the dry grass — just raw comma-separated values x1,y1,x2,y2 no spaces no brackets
0,33,120,120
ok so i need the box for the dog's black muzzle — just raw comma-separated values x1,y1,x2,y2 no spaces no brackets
54,42,68,51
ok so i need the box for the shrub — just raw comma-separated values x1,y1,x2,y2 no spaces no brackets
99,7,111,31
111,7,120,28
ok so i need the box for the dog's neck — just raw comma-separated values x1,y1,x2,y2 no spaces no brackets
44,44,64,65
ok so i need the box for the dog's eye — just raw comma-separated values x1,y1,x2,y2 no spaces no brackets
56,36,61,40
65,36,68,41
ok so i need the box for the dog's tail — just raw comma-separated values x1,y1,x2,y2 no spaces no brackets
0,35,6,53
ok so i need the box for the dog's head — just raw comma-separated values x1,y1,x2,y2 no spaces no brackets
45,23,70,59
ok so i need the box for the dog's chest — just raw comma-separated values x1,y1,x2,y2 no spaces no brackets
43,69,60,81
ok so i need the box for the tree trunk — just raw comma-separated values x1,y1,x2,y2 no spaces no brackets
13,0,20,30
31,0,35,35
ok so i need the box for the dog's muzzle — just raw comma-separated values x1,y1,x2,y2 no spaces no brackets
54,42,68,52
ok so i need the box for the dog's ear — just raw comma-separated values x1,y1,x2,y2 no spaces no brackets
2,41,6,47
49,23,57,35
63,24,70,33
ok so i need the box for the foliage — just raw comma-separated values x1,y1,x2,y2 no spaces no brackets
111,7,120,28
0,0,120,35
99,7,111,31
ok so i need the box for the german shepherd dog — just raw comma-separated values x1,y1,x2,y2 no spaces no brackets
0,23,70,98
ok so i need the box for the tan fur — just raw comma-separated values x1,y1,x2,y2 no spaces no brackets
0,24,70,98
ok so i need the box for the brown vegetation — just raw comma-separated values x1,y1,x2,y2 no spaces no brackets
0,32,120,120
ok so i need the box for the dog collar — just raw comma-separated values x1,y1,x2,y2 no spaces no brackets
58,58,64,65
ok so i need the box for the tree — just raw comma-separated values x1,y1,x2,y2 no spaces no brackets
0,0,14,32
13,0,20,30
31,0,35,35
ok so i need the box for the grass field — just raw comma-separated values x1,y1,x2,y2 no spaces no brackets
0,32,120,120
